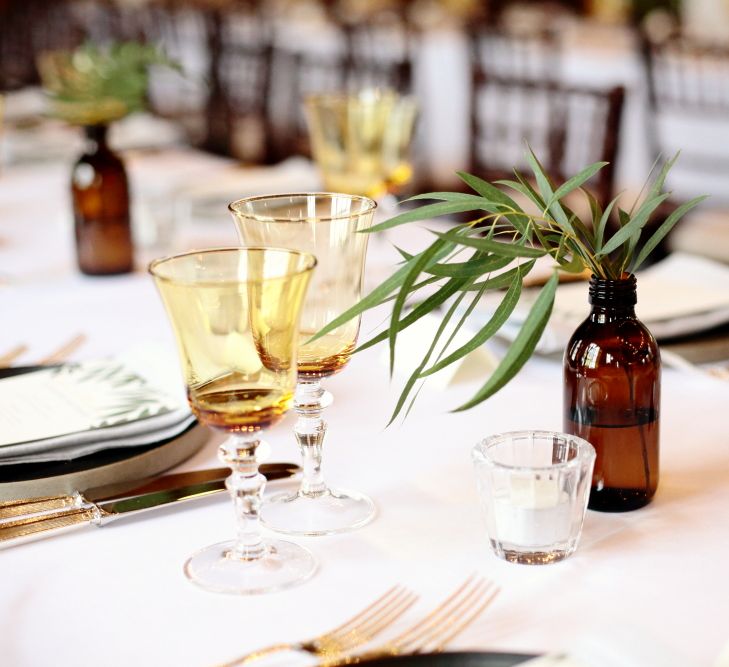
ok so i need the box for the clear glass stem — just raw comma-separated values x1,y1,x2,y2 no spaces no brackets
219,434,266,561
294,380,333,498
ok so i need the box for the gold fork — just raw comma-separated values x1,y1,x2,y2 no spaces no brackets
0,344,28,367
324,576,499,665
220,585,418,666
0,334,87,368
38,333,87,365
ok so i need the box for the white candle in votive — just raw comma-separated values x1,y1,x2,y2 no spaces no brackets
492,475,572,548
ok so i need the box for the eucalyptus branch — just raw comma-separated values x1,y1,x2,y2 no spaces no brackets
316,149,705,416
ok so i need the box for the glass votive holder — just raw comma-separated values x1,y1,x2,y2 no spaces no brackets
472,430,595,565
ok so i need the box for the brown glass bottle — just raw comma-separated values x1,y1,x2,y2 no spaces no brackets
71,124,134,275
563,275,660,512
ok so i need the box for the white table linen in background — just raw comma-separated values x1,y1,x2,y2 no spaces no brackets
0,149,728,667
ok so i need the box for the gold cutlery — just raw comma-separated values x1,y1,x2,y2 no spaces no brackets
38,333,86,364
0,344,28,366
327,576,499,665
0,463,301,547
221,586,419,666
224,576,499,666
0,334,86,368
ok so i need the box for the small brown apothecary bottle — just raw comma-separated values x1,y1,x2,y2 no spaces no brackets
71,124,134,275
564,274,660,512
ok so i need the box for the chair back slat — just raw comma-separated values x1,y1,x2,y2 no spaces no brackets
470,69,624,207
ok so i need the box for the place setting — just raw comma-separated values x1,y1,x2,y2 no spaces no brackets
4,3,729,666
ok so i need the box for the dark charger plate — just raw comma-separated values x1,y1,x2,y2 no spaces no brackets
0,366,210,500
358,653,537,666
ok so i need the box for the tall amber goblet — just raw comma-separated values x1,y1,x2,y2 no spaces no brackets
304,89,417,200
230,194,377,535
150,247,317,594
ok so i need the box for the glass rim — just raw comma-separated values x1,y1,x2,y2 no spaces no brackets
228,192,378,222
148,246,317,286
304,89,418,107
471,429,596,472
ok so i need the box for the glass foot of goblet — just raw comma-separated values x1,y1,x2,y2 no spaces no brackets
260,488,376,536
184,539,317,595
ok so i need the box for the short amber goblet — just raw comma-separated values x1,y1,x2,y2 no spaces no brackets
150,247,317,594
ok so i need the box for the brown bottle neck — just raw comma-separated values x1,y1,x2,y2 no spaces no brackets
588,275,637,318
84,124,110,153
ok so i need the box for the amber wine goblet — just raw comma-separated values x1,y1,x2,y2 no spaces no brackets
304,89,417,200
149,247,317,594
231,193,377,535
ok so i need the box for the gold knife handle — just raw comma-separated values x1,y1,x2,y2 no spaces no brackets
0,493,82,520
0,505,109,548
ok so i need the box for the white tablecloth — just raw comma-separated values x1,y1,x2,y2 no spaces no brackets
0,148,728,667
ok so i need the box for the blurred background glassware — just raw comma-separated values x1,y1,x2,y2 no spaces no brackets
231,193,377,535
472,430,595,565
304,89,417,201
150,247,317,594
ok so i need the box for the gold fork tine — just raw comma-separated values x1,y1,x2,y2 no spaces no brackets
0,344,28,367
388,575,482,651
38,334,87,365
325,585,407,637
327,577,499,665
430,582,500,652
334,591,419,649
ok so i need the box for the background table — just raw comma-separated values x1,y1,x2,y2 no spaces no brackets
1,147,728,667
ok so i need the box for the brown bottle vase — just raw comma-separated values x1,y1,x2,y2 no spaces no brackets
71,124,134,275
563,275,660,512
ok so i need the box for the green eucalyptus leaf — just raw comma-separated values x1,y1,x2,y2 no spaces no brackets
595,194,620,252
421,253,513,278
558,245,589,274
525,148,574,234
548,162,607,208
456,172,529,235
498,174,548,211
453,271,559,411
420,268,524,377
389,240,450,373
388,287,470,425
307,240,454,344
366,201,494,234
405,192,488,203
632,195,709,271
583,187,602,227
392,245,413,262
598,193,670,257
571,216,595,249
618,207,631,228
464,260,537,290
431,230,547,258
357,274,470,353
647,153,679,201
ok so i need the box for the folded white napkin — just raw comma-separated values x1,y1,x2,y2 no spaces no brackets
0,360,193,465
0,412,195,465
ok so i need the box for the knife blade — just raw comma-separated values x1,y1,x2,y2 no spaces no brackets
0,462,300,548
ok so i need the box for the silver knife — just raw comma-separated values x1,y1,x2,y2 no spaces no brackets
0,462,300,548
